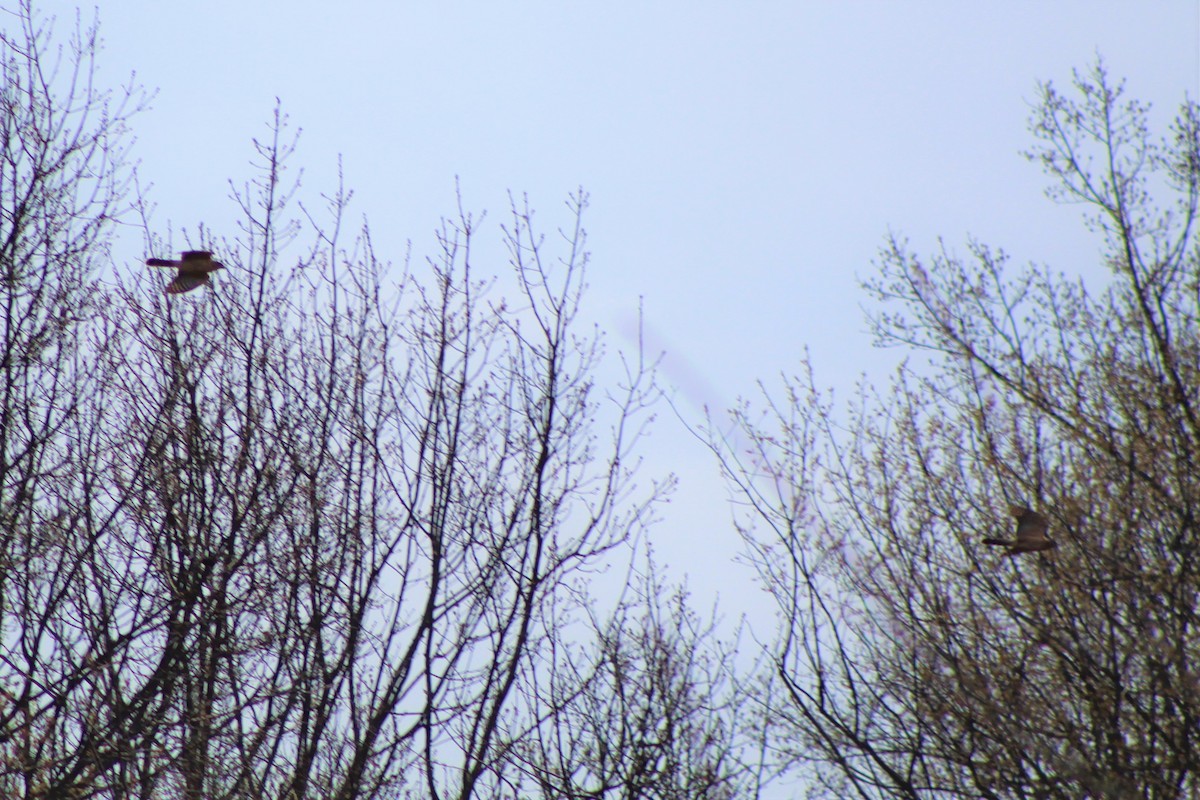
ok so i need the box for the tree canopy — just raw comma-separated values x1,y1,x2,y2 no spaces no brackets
709,62,1199,799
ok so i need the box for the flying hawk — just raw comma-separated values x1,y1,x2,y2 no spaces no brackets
982,505,1056,556
146,250,225,294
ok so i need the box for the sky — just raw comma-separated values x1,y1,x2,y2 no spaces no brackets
80,3,1200,634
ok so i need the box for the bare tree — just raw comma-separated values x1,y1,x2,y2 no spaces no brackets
708,62,1199,799
0,5,676,798
494,550,777,799
0,2,151,797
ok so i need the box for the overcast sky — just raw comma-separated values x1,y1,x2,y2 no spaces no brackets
92,3,1199,630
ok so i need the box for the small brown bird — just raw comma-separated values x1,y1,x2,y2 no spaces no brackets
146,250,225,294
982,505,1056,556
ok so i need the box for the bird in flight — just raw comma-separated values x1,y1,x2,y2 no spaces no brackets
982,505,1056,556
146,250,225,294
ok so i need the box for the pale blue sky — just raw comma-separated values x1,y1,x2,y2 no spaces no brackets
94,3,1198,622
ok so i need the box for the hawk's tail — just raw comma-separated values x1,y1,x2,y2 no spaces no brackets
981,538,1012,547
146,258,176,267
